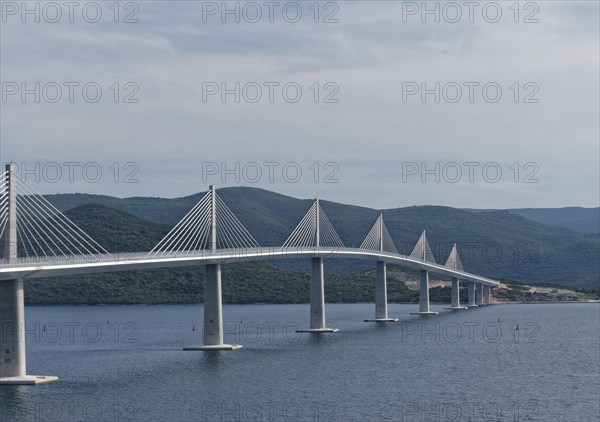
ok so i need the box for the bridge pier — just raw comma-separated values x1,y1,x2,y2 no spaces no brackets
411,270,438,315
0,280,57,384
483,285,491,305
184,264,243,351
445,277,467,310
365,261,398,322
0,164,58,384
475,283,484,306
467,282,478,307
297,258,339,333
0,280,26,382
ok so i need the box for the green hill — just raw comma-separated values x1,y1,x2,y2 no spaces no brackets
25,261,433,306
43,187,600,287
25,205,428,305
63,203,171,252
22,199,599,305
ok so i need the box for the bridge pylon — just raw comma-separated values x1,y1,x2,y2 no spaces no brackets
0,163,58,384
182,185,245,351
361,214,398,322
443,244,468,310
285,199,341,333
410,231,438,315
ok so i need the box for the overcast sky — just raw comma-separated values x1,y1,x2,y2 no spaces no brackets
1,1,598,209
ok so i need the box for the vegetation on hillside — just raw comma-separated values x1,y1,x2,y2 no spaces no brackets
18,189,599,305
45,187,600,287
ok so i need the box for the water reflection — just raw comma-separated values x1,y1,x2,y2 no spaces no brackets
0,385,28,420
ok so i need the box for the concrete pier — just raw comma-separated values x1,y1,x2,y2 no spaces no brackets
0,163,58,384
184,263,243,351
475,283,484,306
445,277,467,310
483,285,491,305
365,261,398,322
411,270,438,315
0,280,26,380
467,281,478,307
297,258,339,333
0,280,57,384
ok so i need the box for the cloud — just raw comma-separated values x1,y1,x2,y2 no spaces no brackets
1,1,598,208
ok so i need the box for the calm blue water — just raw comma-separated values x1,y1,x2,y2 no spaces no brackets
1,303,598,421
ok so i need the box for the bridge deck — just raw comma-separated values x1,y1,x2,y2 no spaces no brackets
0,247,499,286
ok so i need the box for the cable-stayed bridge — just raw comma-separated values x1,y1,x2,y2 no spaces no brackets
0,164,497,385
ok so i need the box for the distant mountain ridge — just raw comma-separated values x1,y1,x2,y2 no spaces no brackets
42,187,600,287
467,207,599,234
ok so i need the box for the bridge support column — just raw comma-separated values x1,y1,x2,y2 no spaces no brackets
184,264,243,351
475,283,484,306
445,277,467,310
0,163,57,385
483,285,491,305
297,258,339,333
365,261,398,322
0,280,26,381
411,270,438,315
0,280,56,384
467,282,478,307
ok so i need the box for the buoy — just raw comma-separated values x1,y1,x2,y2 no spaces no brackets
43,324,47,332
192,325,195,331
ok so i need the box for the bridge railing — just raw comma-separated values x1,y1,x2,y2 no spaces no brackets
0,246,352,268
